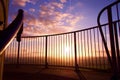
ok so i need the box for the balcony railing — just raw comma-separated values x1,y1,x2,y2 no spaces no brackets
4,1,120,73
4,20,119,71
97,1,120,78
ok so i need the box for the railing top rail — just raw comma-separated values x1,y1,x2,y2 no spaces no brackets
97,0,120,25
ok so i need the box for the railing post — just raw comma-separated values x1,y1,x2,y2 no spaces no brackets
17,42,20,67
116,3,120,73
45,36,48,68
16,24,23,67
74,32,79,71
107,8,118,79
113,22,120,73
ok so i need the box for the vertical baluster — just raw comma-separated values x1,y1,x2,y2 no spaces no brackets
81,31,84,67
107,7,118,79
68,34,71,67
90,29,93,68
93,29,97,69
59,35,61,66
87,30,90,68
71,33,74,66
74,32,79,71
45,36,48,68
83,31,86,67
17,40,20,67
113,22,120,72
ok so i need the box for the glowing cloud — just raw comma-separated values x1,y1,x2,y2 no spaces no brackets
21,1,84,36
29,8,35,12
10,0,85,36
12,0,37,7
60,0,67,3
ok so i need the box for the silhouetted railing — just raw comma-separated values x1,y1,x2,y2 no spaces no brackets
4,1,120,72
97,1,120,79
0,9,24,55
4,20,119,71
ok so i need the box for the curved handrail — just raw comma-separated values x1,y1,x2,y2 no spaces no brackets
98,1,120,22
0,9,24,55
97,1,120,68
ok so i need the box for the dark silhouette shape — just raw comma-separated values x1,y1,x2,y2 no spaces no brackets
97,1,120,80
0,9,24,55
0,21,3,25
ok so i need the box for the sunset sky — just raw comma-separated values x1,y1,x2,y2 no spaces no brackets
8,0,116,36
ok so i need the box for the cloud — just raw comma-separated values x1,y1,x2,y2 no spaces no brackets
39,5,84,27
51,2,64,9
16,1,84,36
67,2,83,13
23,16,83,35
60,0,67,3
29,8,35,12
12,0,37,7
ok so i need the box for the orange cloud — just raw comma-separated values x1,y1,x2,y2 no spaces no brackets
51,2,64,9
12,0,37,7
60,0,67,3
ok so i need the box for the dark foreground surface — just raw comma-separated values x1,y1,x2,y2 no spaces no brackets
3,65,119,80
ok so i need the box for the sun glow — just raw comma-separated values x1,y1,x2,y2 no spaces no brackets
64,46,70,54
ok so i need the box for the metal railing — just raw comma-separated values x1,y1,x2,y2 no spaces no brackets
98,0,120,69
4,20,119,71
97,0,120,79
4,1,120,72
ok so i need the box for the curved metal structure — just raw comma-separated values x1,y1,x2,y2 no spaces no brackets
97,0,120,79
2,1,120,80
4,1,120,72
0,9,24,55
97,0,120,65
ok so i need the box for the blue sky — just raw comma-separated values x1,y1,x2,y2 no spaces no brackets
8,0,116,36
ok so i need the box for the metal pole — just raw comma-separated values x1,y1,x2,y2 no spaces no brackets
16,23,23,67
17,42,20,67
116,2,120,73
74,32,79,71
45,36,48,68
107,8,118,80
113,22,120,72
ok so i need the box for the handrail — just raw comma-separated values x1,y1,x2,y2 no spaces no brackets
97,1,120,79
0,9,24,55
97,0,120,67
98,1,120,21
